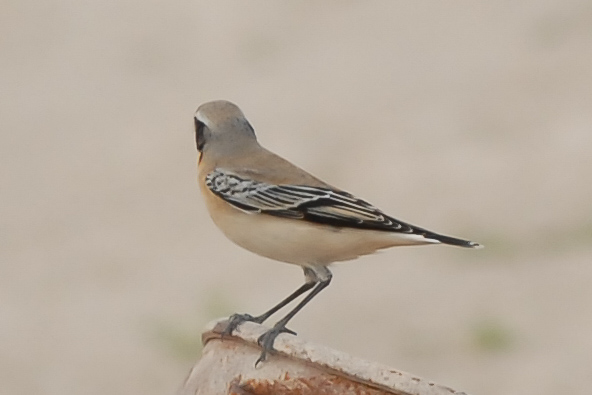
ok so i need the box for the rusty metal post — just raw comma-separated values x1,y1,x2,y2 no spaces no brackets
177,319,469,395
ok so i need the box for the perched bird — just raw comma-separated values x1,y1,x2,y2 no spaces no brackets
194,100,481,364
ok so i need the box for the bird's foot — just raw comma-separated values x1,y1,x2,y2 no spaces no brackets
255,322,297,367
221,313,259,337
222,313,296,338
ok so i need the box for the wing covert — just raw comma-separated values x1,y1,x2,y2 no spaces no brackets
205,169,414,233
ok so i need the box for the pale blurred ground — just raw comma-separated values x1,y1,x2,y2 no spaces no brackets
1,1,592,394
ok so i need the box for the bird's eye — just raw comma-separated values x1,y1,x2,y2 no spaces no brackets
195,118,206,151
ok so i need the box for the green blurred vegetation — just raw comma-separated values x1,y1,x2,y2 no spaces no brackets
470,318,515,353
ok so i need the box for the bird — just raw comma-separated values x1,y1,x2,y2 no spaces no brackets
194,100,482,365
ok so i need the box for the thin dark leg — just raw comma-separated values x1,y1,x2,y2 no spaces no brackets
222,278,316,337
256,273,332,366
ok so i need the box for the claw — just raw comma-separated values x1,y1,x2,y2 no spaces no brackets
221,313,256,338
254,322,296,366
255,353,266,368
255,331,273,367
281,327,297,336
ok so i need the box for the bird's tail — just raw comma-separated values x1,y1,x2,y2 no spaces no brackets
426,231,483,248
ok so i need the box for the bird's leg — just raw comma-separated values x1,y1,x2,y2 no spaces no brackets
222,267,319,337
256,267,332,366
223,283,314,337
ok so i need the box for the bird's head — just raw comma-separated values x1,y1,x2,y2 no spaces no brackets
194,101,257,161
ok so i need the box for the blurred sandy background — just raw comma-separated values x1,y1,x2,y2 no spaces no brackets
2,1,592,394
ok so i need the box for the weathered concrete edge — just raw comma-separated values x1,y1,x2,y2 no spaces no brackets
202,318,470,395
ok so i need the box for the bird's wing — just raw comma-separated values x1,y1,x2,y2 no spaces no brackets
205,168,416,232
